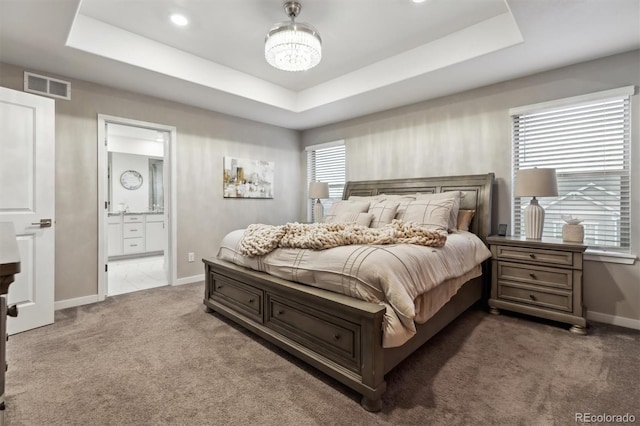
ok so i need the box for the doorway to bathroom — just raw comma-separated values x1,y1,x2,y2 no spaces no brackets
97,115,177,300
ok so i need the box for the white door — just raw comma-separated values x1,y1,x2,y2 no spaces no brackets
0,87,55,335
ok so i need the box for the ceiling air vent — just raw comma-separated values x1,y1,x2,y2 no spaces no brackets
23,72,71,100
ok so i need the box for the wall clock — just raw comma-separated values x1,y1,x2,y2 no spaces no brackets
120,170,143,190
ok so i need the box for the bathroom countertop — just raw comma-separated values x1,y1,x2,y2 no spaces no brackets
108,211,164,216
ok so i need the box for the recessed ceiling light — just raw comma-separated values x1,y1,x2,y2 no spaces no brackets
170,13,189,27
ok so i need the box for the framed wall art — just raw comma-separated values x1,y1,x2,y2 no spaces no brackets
223,156,274,199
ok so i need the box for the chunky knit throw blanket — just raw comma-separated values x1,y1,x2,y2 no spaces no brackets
239,219,447,257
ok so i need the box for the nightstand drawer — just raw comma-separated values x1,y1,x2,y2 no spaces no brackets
498,283,572,312
497,262,572,290
494,245,573,267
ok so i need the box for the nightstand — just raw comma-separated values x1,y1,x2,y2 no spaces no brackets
487,235,588,335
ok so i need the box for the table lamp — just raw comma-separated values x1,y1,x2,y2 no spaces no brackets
308,181,329,222
514,168,558,239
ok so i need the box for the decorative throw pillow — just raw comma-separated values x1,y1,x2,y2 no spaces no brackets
376,195,415,219
396,198,455,235
324,200,370,223
367,200,400,228
415,191,463,231
326,212,374,227
457,209,476,232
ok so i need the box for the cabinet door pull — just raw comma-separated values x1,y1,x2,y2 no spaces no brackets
529,273,536,279
277,310,284,315
529,294,537,301
333,334,341,340
529,253,536,259
248,298,254,304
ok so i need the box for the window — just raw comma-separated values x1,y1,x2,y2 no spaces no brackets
306,140,346,222
511,86,633,252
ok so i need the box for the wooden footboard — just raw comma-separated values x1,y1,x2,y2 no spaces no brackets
203,257,483,411
203,257,388,410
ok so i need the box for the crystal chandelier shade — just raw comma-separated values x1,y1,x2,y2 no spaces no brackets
265,2,322,72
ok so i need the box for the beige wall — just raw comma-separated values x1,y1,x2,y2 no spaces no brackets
302,50,640,324
1,62,302,302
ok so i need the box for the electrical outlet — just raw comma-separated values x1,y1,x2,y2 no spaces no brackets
188,252,195,262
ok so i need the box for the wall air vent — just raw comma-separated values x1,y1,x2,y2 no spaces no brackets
23,72,71,100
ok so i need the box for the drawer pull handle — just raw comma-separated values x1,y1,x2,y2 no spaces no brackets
529,253,536,259
333,334,341,340
218,285,223,289
277,310,284,315
130,228,138,231
248,298,254,303
130,244,138,247
529,294,537,301
529,273,536,279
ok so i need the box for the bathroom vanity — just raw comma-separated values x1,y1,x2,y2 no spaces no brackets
107,212,165,258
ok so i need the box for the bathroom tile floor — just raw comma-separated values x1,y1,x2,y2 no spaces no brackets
108,255,167,296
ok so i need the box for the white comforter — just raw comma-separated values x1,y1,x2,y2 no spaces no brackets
217,229,491,348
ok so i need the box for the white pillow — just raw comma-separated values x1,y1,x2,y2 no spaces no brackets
368,200,399,228
415,191,463,231
396,198,455,236
324,200,370,223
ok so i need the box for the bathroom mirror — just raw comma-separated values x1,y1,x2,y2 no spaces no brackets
106,124,165,213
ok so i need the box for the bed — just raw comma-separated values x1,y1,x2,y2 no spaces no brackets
202,173,494,411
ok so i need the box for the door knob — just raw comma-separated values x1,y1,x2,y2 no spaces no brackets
7,304,18,317
31,219,52,228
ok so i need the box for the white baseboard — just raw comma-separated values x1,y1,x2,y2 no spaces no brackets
55,294,100,311
175,274,205,286
587,311,640,330
55,276,203,310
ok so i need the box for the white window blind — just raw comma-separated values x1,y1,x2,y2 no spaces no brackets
306,141,346,222
511,87,633,252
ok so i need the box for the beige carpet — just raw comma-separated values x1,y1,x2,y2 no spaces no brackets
5,282,639,425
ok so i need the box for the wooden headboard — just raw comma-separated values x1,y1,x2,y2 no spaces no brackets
342,173,495,243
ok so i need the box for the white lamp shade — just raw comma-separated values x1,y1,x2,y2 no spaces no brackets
308,181,329,199
515,168,558,239
514,168,558,197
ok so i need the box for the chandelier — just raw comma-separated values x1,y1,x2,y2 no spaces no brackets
265,1,322,72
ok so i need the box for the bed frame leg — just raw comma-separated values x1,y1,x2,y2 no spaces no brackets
361,396,381,412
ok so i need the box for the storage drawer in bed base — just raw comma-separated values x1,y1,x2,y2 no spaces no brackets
265,294,361,373
208,272,263,323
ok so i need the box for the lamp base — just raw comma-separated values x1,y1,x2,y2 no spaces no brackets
524,198,545,239
313,199,324,223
